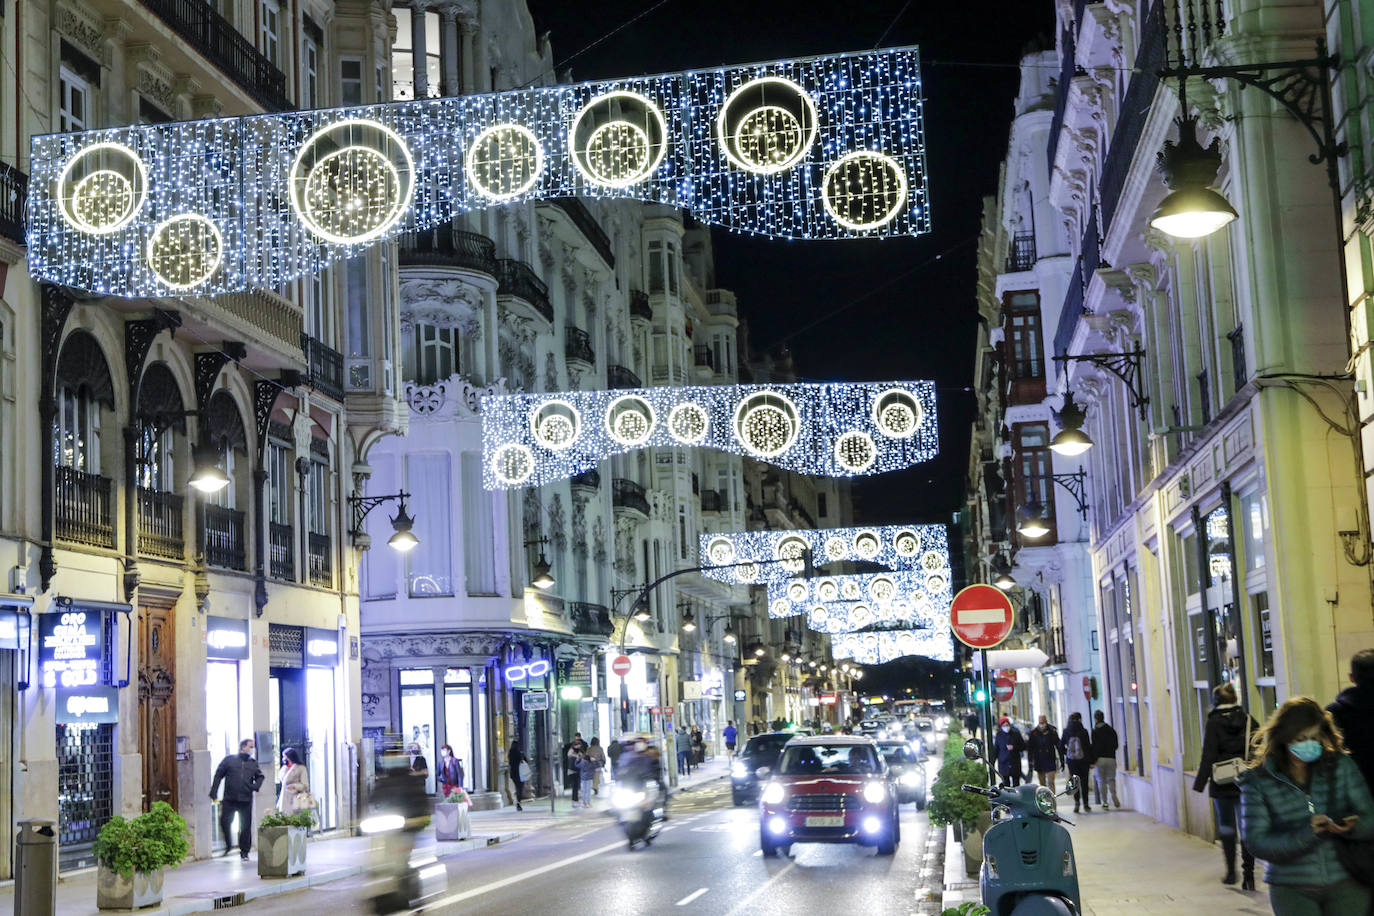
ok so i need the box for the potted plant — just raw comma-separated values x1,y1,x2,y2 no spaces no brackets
434,784,472,841
928,756,993,877
93,802,190,910
256,810,314,877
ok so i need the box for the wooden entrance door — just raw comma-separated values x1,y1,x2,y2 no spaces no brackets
138,605,177,812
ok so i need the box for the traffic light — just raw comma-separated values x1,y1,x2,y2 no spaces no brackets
974,687,988,704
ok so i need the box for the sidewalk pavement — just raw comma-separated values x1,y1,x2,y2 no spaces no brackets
943,809,1271,915
0,757,730,916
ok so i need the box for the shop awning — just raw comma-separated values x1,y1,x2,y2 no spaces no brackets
0,593,33,609
54,596,132,614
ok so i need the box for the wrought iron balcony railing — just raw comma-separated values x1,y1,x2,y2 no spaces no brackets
700,489,727,513
398,224,498,275
307,532,332,587
629,289,652,321
137,487,185,559
565,327,595,366
301,334,344,402
496,259,554,323
549,198,615,268
55,466,115,548
612,478,650,516
1005,231,1036,272
693,345,715,370
569,601,615,637
570,469,601,490
0,163,27,246
136,0,291,111
204,505,247,570
269,522,294,580
607,364,640,389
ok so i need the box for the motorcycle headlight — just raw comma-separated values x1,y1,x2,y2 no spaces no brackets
1035,786,1058,816
731,761,749,778
900,771,921,787
862,782,887,804
760,782,786,806
611,788,645,809
359,814,405,834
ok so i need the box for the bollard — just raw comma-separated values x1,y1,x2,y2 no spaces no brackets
15,818,57,916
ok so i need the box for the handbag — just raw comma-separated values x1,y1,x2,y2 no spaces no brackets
1210,717,1251,786
294,791,317,812
1326,765,1374,886
518,761,532,782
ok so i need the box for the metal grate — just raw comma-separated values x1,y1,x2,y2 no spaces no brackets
787,793,855,812
1020,849,1039,867
57,722,114,871
269,624,303,668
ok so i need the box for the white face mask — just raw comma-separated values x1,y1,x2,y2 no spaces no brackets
441,749,450,758
1001,724,1010,733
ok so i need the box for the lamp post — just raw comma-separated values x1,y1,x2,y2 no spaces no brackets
524,536,556,590
347,490,419,552
1014,470,1088,539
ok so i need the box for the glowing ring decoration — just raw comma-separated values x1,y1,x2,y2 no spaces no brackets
841,579,862,600
491,443,535,486
707,537,736,565
289,119,415,245
734,390,800,458
822,150,908,231
570,91,669,188
787,581,807,602
146,215,224,290
771,598,791,618
926,573,948,592
853,530,881,559
529,400,581,451
824,537,848,561
817,578,839,601
466,123,543,200
851,605,873,627
604,394,656,446
737,562,760,581
775,534,810,573
716,76,819,174
873,388,924,439
834,430,877,473
921,550,946,571
893,530,919,557
667,403,710,444
870,577,896,603
57,142,148,234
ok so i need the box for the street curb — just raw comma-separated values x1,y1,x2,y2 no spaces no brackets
674,774,726,794
941,824,981,911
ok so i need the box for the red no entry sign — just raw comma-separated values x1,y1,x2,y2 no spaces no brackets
994,677,1015,703
611,655,632,677
950,584,1015,649
1083,676,1092,701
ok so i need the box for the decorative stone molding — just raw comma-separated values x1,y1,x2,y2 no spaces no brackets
614,517,636,575
571,494,588,556
548,494,567,552
403,374,505,417
544,353,557,392
60,2,111,67
400,277,482,334
593,516,608,566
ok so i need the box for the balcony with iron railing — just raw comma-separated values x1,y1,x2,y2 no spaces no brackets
398,224,498,275
1101,0,1164,235
204,505,246,570
301,334,344,402
136,0,291,110
693,345,715,371
1048,623,1068,667
700,489,727,513
570,469,601,490
55,466,115,548
565,327,595,367
1006,231,1036,272
629,289,652,322
307,532,332,587
269,522,293,580
607,364,640,389
137,488,185,559
569,601,615,637
1047,23,1077,170
549,199,615,268
612,478,650,517
0,163,28,246
497,259,554,323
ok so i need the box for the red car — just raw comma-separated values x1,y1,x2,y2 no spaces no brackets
757,735,900,857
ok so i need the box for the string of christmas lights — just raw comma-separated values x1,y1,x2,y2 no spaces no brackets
27,47,930,297
830,629,954,664
699,523,948,584
481,382,937,489
765,568,951,619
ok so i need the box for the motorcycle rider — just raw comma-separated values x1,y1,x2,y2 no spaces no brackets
366,746,432,911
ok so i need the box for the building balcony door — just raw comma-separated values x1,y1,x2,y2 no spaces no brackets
138,604,177,812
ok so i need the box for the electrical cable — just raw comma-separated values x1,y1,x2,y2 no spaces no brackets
873,0,915,50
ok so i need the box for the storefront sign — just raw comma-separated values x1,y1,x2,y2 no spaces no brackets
206,616,250,660
682,680,702,700
820,692,838,705
55,686,118,724
556,657,592,688
506,659,550,681
733,689,747,702
522,691,549,711
304,627,339,668
0,608,25,651
39,611,103,688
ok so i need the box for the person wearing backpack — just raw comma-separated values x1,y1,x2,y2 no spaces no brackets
1062,712,1093,813
1193,682,1259,888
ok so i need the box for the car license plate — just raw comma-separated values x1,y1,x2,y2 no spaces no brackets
804,815,844,827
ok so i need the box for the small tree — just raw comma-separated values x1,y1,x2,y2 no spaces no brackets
92,802,190,878
927,757,991,831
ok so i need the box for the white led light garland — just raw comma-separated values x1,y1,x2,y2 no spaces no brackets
830,629,955,664
765,569,952,621
698,523,948,585
28,46,931,297
482,381,936,489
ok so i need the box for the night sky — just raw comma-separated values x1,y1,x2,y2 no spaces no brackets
526,1,1052,691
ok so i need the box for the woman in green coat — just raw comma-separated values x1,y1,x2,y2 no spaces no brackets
1240,696,1374,914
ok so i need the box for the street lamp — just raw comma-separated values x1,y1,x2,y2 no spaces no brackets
348,490,421,553
1014,470,1088,539
1148,112,1238,239
681,610,697,632
524,536,555,589
633,600,652,622
722,623,737,645
188,442,230,494
1016,501,1051,539
1049,391,1092,457
992,554,1016,590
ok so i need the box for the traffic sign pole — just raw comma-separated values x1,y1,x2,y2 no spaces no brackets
980,648,994,787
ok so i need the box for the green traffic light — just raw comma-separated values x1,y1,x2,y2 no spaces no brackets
974,688,987,703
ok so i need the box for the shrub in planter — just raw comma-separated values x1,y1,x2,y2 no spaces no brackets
434,786,472,841
93,802,190,910
257,810,315,878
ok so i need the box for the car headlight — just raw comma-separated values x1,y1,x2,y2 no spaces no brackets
862,782,887,804
760,782,786,806
731,761,749,779
900,771,921,787
1035,786,1058,816
612,788,646,809
360,814,405,834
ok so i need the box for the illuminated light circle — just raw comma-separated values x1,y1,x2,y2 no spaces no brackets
716,76,818,174
824,537,848,561
921,550,946,571
873,388,925,439
817,579,839,601
734,390,800,458
289,119,415,245
775,534,810,573
771,598,791,617
737,562,760,582
57,142,148,234
841,581,861,600
834,430,877,473
667,403,710,444
146,215,224,290
529,400,581,451
870,577,896,603
491,443,535,486
570,91,668,187
707,537,736,565
853,530,881,559
822,150,909,231
852,605,873,627
466,123,543,200
893,530,919,557
926,573,948,592
787,581,807,602
604,394,656,446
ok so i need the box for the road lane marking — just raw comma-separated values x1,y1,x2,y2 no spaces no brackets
726,859,797,915
416,837,626,909
676,888,709,906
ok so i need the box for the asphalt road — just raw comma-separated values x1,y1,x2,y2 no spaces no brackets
239,777,943,916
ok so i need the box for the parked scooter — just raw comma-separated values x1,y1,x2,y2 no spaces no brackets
613,779,666,850
959,740,1082,915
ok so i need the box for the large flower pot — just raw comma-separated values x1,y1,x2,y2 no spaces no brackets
434,802,471,841
962,811,994,878
257,825,307,877
96,865,164,910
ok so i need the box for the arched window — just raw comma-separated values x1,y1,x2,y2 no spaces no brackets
136,363,186,492
53,331,115,472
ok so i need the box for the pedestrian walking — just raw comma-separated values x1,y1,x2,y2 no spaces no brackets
1193,682,1258,888
1062,712,1093,813
437,744,464,796
565,733,587,802
209,737,265,859
587,737,606,795
276,747,309,814
408,743,429,784
692,726,705,765
964,712,980,739
607,737,624,780
508,740,528,811
724,721,738,754
993,717,1026,787
1090,710,1121,809
576,748,602,807
1327,647,1374,793
1028,715,1065,793
1241,696,1374,913
675,727,693,775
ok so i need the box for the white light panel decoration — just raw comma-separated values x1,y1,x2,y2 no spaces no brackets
28,47,930,297
483,382,936,489
831,629,955,664
765,568,952,623
699,523,948,585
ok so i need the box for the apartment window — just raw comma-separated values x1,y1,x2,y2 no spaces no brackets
678,504,688,560
1197,370,1211,424
304,271,330,344
346,257,369,358
260,0,281,67
647,241,664,292
266,440,292,523
1014,422,1053,523
392,7,416,100
340,59,363,106
667,242,679,295
1006,292,1044,380
54,385,101,471
301,21,321,109
136,424,173,491
817,492,828,517
58,66,90,132
307,458,328,535
138,98,172,124
209,448,236,508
